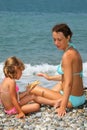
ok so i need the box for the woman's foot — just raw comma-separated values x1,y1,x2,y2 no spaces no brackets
26,80,40,94
54,98,62,108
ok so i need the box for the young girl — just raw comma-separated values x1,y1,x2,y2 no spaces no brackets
0,56,40,118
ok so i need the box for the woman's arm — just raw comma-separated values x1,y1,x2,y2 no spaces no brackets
37,73,62,81
57,54,73,116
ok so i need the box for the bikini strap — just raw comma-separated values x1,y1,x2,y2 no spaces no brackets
65,43,76,52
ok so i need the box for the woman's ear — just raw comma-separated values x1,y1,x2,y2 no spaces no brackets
67,35,70,42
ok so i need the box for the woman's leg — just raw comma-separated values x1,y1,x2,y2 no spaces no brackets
52,82,62,92
33,95,72,108
33,95,59,106
30,85,62,100
30,88,72,108
28,85,72,108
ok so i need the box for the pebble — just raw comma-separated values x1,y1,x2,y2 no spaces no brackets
0,91,87,130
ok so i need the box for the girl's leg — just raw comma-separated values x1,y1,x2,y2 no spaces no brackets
30,85,62,100
21,103,40,114
19,91,27,99
19,95,35,106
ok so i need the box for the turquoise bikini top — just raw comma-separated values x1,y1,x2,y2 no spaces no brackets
57,43,83,77
57,64,83,77
57,64,64,75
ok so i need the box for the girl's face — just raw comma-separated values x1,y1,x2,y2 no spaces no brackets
16,68,22,79
52,31,70,51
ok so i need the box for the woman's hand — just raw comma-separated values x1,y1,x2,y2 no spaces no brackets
37,73,62,81
55,107,66,117
37,73,50,80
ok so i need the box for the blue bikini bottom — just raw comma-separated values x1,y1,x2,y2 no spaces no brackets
60,90,86,107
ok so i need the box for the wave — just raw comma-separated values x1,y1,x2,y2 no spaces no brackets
24,63,57,76
0,62,87,77
0,63,57,88
0,62,87,89
83,62,87,77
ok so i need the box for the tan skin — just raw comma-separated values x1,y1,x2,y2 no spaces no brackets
32,31,84,117
0,68,40,118
52,32,83,96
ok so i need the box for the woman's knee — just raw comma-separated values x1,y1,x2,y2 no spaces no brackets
67,101,73,108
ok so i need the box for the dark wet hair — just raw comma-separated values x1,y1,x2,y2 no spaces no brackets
3,56,25,79
52,23,73,41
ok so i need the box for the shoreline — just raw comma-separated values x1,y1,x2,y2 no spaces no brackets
0,91,87,130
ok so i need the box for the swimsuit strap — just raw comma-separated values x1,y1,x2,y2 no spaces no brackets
65,43,76,52
73,71,83,77
69,43,76,49
16,85,19,92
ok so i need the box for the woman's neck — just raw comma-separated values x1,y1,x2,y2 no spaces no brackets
64,44,72,52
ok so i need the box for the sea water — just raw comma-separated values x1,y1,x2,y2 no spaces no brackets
0,11,87,91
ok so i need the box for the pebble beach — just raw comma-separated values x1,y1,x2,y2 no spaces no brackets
0,90,87,130
0,2,87,130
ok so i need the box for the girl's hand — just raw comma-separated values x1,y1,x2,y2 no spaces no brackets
16,112,25,118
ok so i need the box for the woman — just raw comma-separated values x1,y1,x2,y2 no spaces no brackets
30,23,86,116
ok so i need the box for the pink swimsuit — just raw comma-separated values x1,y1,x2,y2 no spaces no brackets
0,85,19,115
4,107,17,115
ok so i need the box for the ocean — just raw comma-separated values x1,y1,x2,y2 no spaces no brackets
0,11,87,91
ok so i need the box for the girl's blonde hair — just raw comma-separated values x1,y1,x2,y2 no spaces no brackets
3,56,25,79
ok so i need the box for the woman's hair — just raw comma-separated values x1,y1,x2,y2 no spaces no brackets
3,56,25,79
52,23,73,41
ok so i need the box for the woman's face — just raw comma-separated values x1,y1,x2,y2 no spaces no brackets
52,31,69,51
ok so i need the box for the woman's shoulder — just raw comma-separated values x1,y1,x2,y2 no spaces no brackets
62,51,73,60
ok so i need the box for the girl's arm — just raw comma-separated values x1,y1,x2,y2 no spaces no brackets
37,73,62,81
19,91,27,100
9,80,25,118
